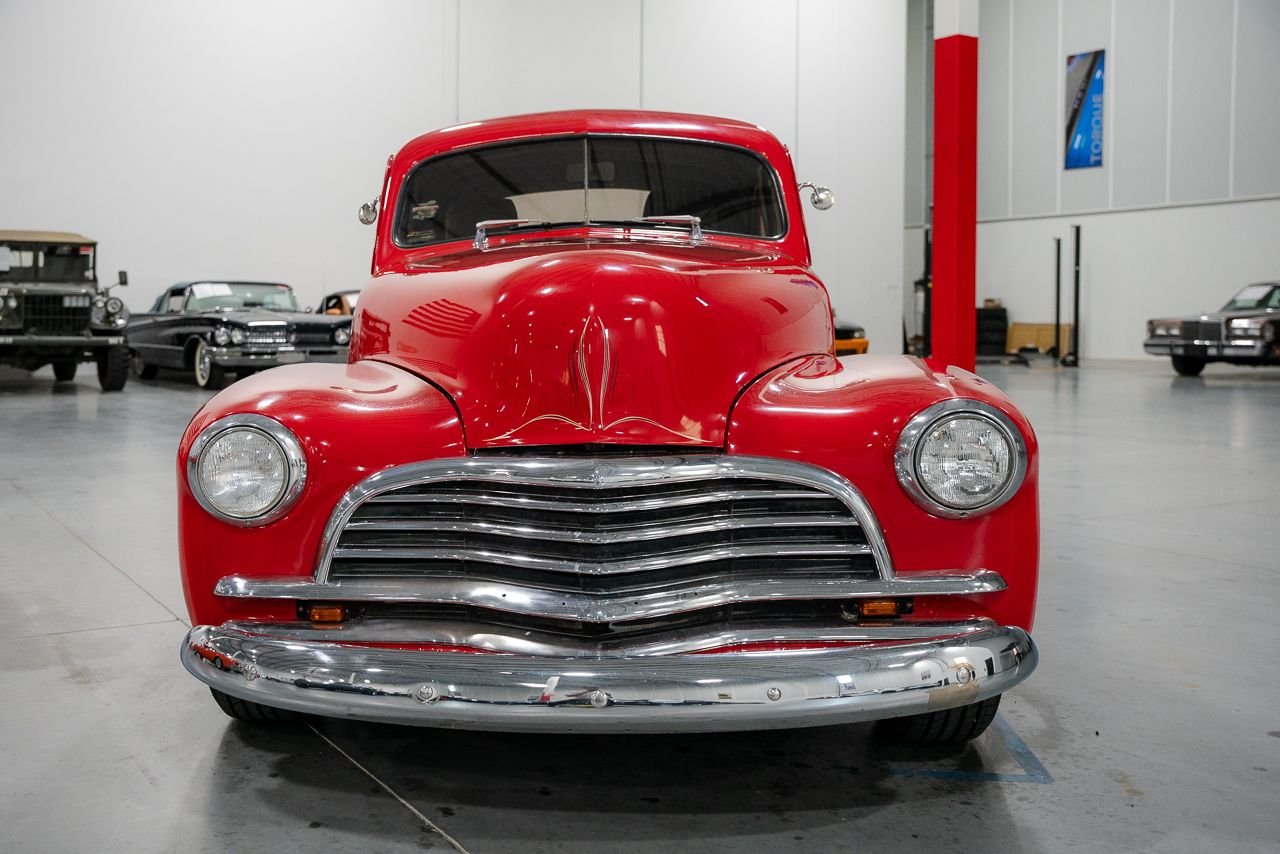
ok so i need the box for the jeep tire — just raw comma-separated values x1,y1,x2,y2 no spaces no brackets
97,346,129,392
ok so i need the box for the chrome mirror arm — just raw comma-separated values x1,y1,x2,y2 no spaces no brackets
797,182,836,210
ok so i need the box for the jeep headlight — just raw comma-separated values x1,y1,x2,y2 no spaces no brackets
333,326,351,345
187,414,306,525
895,400,1027,518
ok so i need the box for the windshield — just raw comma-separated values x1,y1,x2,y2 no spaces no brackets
0,242,95,283
185,282,299,312
396,135,785,247
1221,284,1280,312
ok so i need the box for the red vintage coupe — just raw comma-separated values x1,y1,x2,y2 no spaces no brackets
179,110,1038,743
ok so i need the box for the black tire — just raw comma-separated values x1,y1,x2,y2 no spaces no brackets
130,351,159,380
52,361,77,382
193,338,226,389
879,695,1001,745
97,346,129,391
1171,355,1206,377
210,688,298,723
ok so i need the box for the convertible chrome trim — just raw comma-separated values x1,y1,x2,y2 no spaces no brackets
312,455,897,582
182,622,1037,733
215,568,1007,623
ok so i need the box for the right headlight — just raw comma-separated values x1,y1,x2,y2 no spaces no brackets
333,326,351,345
894,399,1028,518
187,414,307,525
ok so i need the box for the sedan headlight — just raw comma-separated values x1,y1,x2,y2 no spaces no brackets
230,327,246,345
1149,320,1181,337
1228,318,1263,337
187,414,306,525
213,326,231,345
333,326,351,345
895,400,1028,518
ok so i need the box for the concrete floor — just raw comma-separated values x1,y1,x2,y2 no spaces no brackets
1,359,1277,853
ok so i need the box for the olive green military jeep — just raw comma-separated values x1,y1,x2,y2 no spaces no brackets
0,231,130,391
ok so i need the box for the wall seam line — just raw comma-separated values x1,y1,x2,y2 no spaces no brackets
1107,0,1116,209
1165,0,1175,204
638,0,646,108
1055,0,1063,214
1007,0,1014,218
1227,0,1239,199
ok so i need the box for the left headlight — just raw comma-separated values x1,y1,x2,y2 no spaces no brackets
894,399,1028,518
187,414,307,526
333,326,351,345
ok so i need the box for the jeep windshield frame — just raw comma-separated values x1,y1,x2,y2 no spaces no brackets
0,240,96,285
393,134,788,250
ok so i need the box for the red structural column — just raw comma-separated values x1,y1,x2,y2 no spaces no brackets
931,0,979,372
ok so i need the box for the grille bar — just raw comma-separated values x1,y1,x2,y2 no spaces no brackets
331,541,870,576
342,512,854,543
364,485,826,514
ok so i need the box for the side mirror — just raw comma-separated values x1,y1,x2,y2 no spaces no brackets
117,270,129,287
305,306,314,313
358,196,380,225
798,182,835,210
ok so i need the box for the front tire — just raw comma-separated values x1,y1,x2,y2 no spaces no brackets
1171,355,1206,377
193,339,226,389
210,689,298,723
52,361,77,382
879,695,1001,745
97,346,129,391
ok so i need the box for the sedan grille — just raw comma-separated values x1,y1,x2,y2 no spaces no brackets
244,327,288,346
1182,320,1222,342
21,293,91,335
318,457,882,601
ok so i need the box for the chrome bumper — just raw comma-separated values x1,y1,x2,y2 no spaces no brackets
1144,338,1270,358
0,334,124,346
206,345,348,368
182,622,1037,733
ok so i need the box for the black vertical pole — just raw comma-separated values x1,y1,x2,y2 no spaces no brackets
1063,224,1081,367
1053,237,1062,358
921,227,933,357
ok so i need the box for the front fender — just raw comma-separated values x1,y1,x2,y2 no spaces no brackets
727,354,1039,631
177,360,465,627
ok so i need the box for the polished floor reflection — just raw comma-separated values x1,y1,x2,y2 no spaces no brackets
1,360,1277,853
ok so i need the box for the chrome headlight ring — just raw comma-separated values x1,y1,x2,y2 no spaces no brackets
894,399,1029,519
187,413,307,526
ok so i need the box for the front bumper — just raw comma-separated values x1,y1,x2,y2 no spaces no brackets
1144,337,1272,359
206,345,348,369
182,622,1037,733
0,333,124,347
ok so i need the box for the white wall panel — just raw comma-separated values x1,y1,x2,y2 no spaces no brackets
641,0,797,149
1233,0,1280,197
1009,0,1058,216
1059,0,1111,213
1168,0,1233,203
1111,0,1170,208
457,0,642,121
977,0,1011,220
797,0,906,354
0,0,452,309
905,0,931,226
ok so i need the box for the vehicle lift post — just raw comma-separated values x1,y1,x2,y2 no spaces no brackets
1052,237,1062,359
1061,224,1081,367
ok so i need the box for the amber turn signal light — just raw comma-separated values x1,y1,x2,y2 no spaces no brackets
855,599,901,618
307,605,345,623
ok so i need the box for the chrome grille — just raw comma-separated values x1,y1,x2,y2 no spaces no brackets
317,457,885,603
244,327,288,346
293,329,336,346
21,293,91,335
1183,320,1222,342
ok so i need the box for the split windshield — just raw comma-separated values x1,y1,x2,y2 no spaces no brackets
396,136,785,247
0,242,95,283
185,282,299,312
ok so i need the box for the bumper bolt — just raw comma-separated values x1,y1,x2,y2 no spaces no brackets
588,690,611,708
766,687,783,701
413,684,439,704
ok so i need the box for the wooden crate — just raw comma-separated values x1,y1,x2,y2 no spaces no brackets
1006,322,1073,354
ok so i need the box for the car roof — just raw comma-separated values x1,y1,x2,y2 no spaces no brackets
0,230,95,244
171,280,291,289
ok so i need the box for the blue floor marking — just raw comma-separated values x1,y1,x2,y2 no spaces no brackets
883,714,1054,784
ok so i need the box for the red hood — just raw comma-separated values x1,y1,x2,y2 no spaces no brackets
351,241,832,448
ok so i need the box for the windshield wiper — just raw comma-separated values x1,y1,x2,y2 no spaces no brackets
586,215,704,244
473,218,550,250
